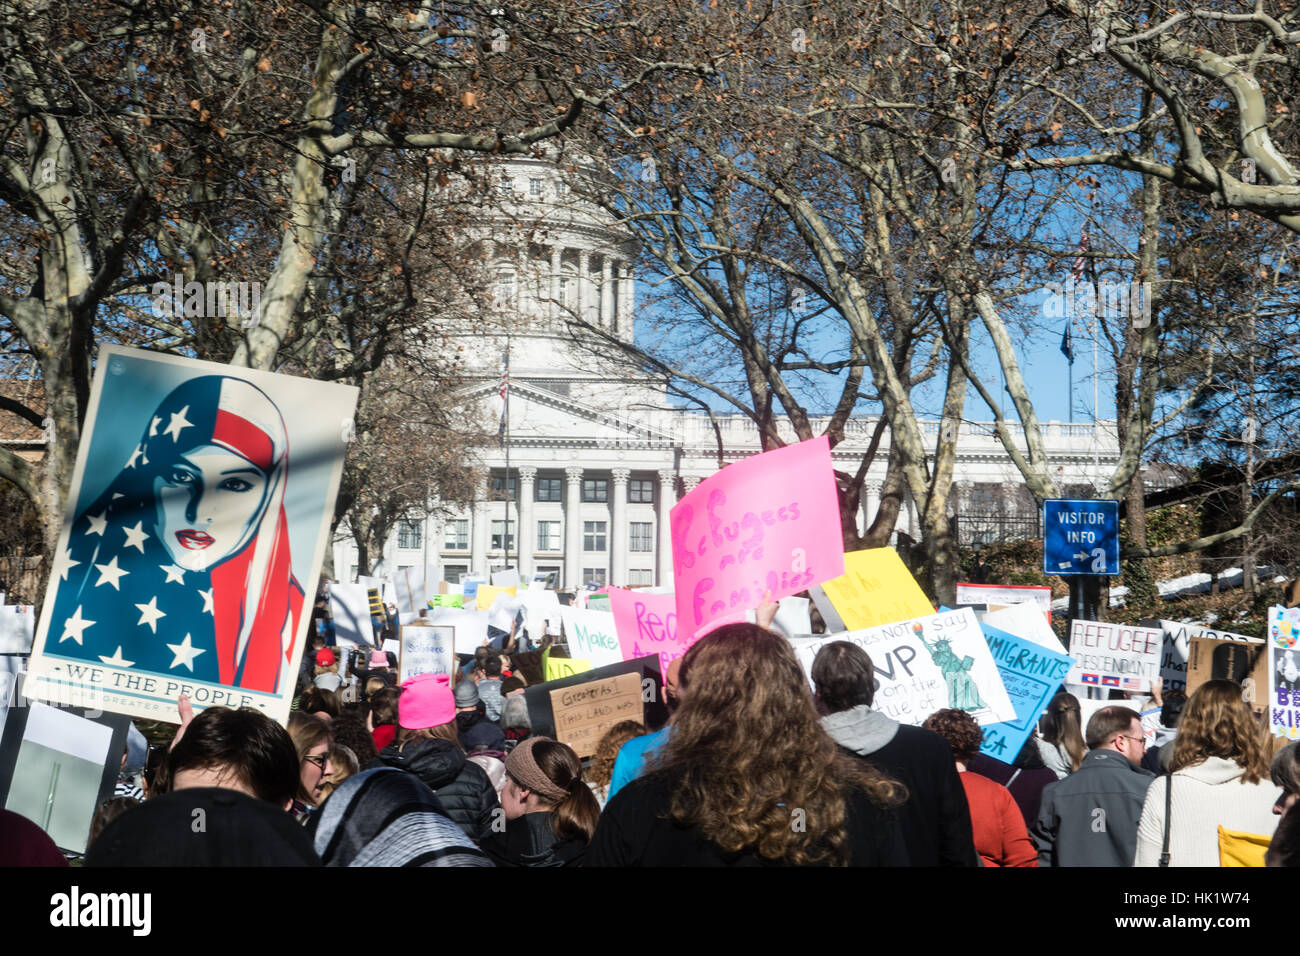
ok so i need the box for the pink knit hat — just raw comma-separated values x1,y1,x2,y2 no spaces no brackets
369,650,389,669
398,673,455,730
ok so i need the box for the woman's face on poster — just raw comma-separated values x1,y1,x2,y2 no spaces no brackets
153,444,270,571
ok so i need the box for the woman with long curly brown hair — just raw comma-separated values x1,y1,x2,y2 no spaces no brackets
1134,679,1280,866
586,624,909,866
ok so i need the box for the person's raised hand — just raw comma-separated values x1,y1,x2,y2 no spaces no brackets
756,590,779,630
169,694,194,751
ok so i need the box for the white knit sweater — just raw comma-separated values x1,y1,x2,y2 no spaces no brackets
1133,756,1281,867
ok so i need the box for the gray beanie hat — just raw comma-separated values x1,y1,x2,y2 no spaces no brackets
454,680,480,708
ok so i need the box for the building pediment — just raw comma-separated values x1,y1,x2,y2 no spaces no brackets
456,379,679,448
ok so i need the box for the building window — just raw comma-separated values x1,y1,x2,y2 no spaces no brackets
535,566,561,588
628,479,654,503
529,177,543,198
558,275,572,310
490,475,518,501
629,522,653,552
537,520,561,552
444,565,467,584
583,567,607,587
397,520,422,550
495,271,516,309
444,519,469,551
535,477,562,502
628,569,653,586
496,177,513,197
491,520,515,552
582,479,608,503
583,521,606,551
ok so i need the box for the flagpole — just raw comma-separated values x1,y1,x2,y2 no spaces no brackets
504,336,511,574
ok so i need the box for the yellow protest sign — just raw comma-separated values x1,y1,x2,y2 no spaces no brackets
817,548,933,630
475,583,517,610
544,654,593,682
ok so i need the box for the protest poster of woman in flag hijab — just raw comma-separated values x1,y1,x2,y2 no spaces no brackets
24,346,358,725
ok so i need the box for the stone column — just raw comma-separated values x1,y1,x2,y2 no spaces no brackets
617,261,633,337
657,469,676,586
577,250,591,326
564,466,583,590
550,246,563,321
517,466,537,578
600,255,613,329
610,468,630,587
471,481,490,577
863,480,881,537
517,247,530,318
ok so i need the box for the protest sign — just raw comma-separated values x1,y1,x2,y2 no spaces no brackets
790,607,1015,726
609,588,700,681
586,593,611,613
549,671,643,758
559,606,625,669
0,605,35,655
492,568,521,589
426,607,490,654
429,593,463,609
1154,620,1193,691
518,588,561,641
1186,627,1267,713
461,576,486,603
980,602,1063,653
956,583,1053,618
1066,620,1162,692
398,622,455,683
329,582,375,647
23,346,357,725
1269,605,1300,739
670,435,844,637
392,566,428,618
475,583,516,611
0,656,21,741
543,651,592,682
812,548,933,632
978,624,1074,764
0,681,131,854
524,655,664,742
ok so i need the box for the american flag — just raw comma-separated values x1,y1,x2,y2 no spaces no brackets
1072,226,1090,282
496,349,509,445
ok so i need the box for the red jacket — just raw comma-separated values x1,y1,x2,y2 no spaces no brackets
960,770,1038,867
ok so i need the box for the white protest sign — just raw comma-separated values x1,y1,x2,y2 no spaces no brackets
789,607,1015,726
982,602,1062,653
0,605,36,654
1157,620,1192,691
488,593,525,633
329,582,374,647
1066,619,1162,692
955,583,1053,612
492,568,521,589
392,566,428,618
399,623,455,682
519,588,561,639
426,607,490,654
559,606,625,669
742,596,812,638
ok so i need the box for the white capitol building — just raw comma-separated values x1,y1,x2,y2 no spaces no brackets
333,152,1121,588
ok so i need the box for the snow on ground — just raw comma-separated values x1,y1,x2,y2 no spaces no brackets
1049,567,1287,612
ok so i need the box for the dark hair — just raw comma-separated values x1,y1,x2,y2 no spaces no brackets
1085,706,1140,749
1040,692,1086,772
1272,741,1300,796
330,710,380,766
164,707,299,806
1160,689,1187,729
299,685,340,719
811,641,875,712
484,655,503,678
474,646,491,664
922,709,983,765
89,797,139,846
369,687,401,728
516,738,601,845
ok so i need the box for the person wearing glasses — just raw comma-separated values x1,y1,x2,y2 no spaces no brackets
288,711,335,821
1031,706,1155,866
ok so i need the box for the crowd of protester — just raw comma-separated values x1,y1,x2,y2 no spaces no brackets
3,597,1298,868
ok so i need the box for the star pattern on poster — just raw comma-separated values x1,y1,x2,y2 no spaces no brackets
198,587,214,614
60,605,95,644
161,563,187,585
125,444,143,469
122,520,149,553
99,646,136,668
135,595,166,633
93,554,129,591
59,548,80,582
167,633,206,671
148,415,161,437
162,404,193,442
84,511,108,536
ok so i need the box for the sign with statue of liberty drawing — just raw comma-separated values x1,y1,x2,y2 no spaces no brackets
790,607,1015,727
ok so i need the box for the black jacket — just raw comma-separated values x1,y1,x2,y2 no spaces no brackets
378,738,500,842
480,812,586,867
1032,748,1155,867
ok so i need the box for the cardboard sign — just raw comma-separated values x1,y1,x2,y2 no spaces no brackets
1186,627,1267,714
23,346,357,724
1268,605,1300,739
811,548,933,632
523,655,666,753
548,671,644,758
475,583,516,611
1066,620,1162,692
398,623,455,683
978,623,1074,764
425,607,490,654
559,606,625,669
669,435,844,637
329,582,375,648
0,606,36,655
790,607,1015,726
609,588,700,682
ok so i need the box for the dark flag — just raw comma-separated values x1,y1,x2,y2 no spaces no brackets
1060,322,1074,363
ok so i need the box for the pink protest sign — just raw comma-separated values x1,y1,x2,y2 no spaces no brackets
608,588,698,679
669,435,844,637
